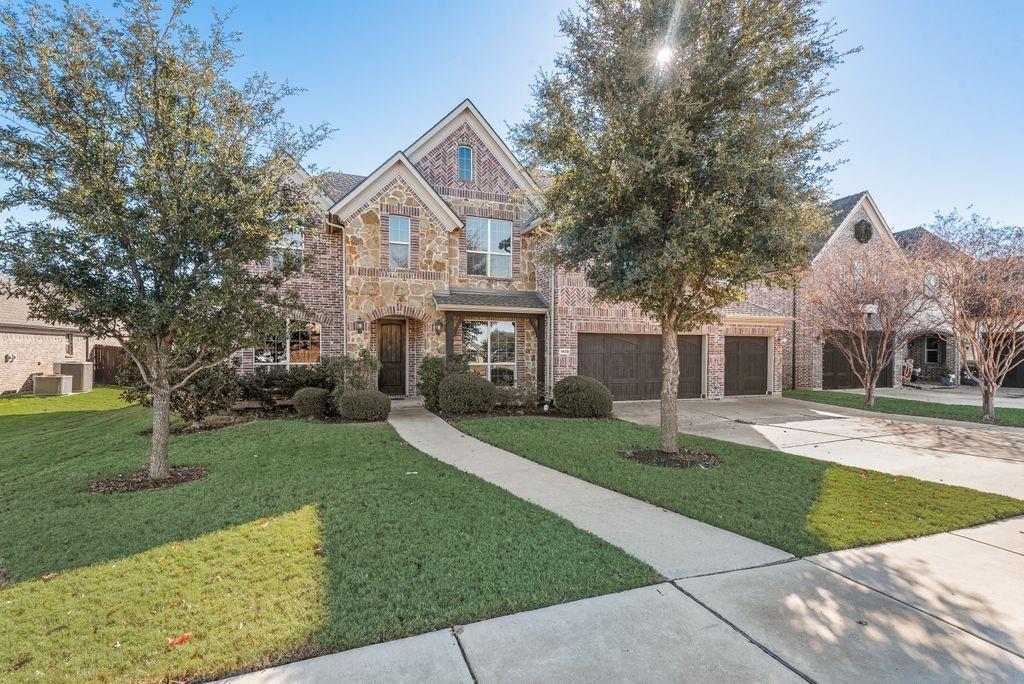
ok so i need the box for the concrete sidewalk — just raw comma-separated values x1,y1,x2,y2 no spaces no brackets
223,520,1024,683
388,402,791,579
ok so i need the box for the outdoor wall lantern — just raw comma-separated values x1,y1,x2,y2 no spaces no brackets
433,320,444,335
354,317,365,334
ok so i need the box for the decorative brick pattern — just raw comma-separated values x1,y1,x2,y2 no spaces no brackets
415,122,521,198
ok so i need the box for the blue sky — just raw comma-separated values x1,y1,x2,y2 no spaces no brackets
27,1,1024,229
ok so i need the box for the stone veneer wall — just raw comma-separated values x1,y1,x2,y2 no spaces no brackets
0,330,88,393
334,123,541,396
551,270,786,398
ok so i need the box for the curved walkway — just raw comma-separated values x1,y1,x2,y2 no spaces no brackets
388,402,791,579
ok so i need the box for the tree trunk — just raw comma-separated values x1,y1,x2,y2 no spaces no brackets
660,317,679,454
148,387,172,480
981,382,997,424
864,381,876,407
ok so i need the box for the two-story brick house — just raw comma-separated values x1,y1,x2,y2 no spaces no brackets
237,101,906,400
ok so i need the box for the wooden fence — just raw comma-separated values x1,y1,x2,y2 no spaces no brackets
91,345,125,385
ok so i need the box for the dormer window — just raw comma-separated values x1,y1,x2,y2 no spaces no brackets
457,146,473,181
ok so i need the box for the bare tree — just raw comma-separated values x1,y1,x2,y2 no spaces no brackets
920,211,1024,423
805,250,928,406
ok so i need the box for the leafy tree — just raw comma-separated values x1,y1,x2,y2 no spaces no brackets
0,0,329,479
514,0,851,452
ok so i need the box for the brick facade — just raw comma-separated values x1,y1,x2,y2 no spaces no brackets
0,330,88,393
237,102,906,402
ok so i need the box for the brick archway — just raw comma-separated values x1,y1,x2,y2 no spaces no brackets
367,303,432,323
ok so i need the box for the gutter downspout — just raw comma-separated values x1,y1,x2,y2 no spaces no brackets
791,285,798,390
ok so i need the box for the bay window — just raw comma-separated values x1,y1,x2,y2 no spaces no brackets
254,320,321,371
462,319,515,385
466,217,511,278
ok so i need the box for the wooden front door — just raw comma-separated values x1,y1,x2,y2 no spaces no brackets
378,320,406,395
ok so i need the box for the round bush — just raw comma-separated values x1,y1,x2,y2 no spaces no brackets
554,375,613,417
338,389,391,422
293,387,332,418
437,373,498,414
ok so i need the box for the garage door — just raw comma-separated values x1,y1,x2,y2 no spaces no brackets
724,336,768,396
577,334,702,400
822,337,893,390
1001,352,1024,388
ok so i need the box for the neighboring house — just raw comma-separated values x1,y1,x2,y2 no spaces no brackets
1,278,92,393
745,191,912,392
235,101,918,400
894,226,962,384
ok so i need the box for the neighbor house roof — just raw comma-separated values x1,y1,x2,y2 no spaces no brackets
433,288,549,314
0,277,84,334
893,226,955,257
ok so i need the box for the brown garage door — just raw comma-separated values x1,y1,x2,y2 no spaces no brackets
577,334,702,400
822,337,893,390
724,336,768,396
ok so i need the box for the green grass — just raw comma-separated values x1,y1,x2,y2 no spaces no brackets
784,389,1024,428
457,416,1024,557
0,389,657,682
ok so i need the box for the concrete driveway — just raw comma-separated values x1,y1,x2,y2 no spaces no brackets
614,396,1024,498
838,385,1024,409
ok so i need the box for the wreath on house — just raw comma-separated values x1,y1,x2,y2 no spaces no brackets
854,219,873,243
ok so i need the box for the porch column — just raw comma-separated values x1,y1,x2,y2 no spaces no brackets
445,312,455,357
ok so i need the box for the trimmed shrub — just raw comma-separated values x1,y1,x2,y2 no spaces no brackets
495,381,540,411
417,354,469,411
553,375,613,418
119,361,242,425
438,373,498,415
292,387,332,418
338,389,391,422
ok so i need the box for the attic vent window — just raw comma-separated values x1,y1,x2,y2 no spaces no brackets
854,219,873,244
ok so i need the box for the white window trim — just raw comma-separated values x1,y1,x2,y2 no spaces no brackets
271,230,305,272
466,217,512,278
463,319,516,385
458,145,473,182
388,215,411,270
254,319,321,371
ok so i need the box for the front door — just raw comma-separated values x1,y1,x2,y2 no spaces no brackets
378,320,406,395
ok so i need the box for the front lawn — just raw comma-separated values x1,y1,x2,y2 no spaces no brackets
784,389,1024,428
457,416,1024,557
0,389,657,682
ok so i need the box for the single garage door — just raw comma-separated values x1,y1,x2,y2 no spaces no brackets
1001,351,1024,388
822,337,893,390
577,333,702,400
724,336,768,396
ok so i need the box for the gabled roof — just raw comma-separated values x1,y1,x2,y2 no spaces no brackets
404,99,541,195
812,190,903,263
327,152,462,232
894,226,955,257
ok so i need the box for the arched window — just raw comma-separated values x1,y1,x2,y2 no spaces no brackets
457,146,473,181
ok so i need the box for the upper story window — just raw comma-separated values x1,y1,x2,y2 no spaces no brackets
388,215,411,269
254,320,321,371
457,146,473,181
466,217,511,278
271,229,304,272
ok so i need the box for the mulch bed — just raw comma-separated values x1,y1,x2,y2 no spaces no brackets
90,466,208,494
617,447,722,469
